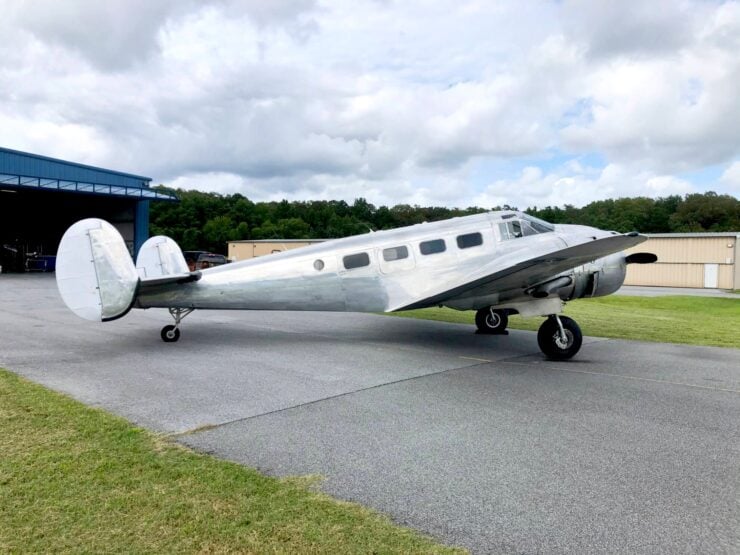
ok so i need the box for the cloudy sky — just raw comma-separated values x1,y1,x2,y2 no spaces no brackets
1,0,739,209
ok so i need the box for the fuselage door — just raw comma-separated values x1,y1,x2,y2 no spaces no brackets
377,244,416,274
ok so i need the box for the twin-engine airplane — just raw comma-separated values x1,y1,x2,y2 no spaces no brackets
55,211,656,360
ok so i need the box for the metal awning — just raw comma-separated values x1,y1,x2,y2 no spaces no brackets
0,173,178,201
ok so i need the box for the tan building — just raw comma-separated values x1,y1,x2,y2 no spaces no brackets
228,239,324,262
230,232,740,291
625,232,740,290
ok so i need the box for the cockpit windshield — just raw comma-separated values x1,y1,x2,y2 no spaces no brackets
498,213,554,241
521,213,555,233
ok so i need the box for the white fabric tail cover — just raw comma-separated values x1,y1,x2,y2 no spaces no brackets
56,218,139,321
135,235,189,278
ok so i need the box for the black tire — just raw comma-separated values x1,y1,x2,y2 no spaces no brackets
475,307,508,334
161,325,180,343
537,316,582,360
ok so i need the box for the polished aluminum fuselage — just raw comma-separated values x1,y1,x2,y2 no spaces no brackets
136,211,621,313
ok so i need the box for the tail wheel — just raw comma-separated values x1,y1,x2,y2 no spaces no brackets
537,316,582,360
475,307,508,334
161,325,181,343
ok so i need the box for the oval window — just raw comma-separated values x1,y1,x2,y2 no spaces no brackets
313,259,325,271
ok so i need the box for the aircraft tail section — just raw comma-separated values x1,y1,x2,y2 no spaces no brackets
56,218,140,321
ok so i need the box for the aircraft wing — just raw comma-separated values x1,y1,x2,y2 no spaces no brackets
393,233,646,311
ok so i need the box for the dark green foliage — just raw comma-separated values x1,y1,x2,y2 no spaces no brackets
527,192,738,233
150,186,739,253
668,192,740,232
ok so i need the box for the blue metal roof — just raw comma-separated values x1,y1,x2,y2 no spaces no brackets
0,146,176,201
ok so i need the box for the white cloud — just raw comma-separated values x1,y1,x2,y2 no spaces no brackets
0,0,737,208
1,0,319,70
562,0,699,59
720,161,740,191
474,163,695,209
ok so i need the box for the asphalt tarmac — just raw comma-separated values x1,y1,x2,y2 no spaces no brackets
1,274,738,554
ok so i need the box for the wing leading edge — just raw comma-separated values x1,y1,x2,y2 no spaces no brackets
392,233,646,311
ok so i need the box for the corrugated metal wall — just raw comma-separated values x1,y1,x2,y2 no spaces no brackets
0,147,150,188
625,236,737,288
228,241,321,261
631,237,735,264
625,263,734,288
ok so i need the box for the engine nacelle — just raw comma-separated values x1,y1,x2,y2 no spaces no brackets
559,252,627,300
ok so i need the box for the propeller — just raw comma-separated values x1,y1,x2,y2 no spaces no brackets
625,252,658,264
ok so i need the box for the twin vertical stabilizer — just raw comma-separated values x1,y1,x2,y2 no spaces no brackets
56,218,189,322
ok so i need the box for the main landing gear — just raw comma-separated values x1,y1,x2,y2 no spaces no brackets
537,315,582,360
475,306,583,360
160,307,194,343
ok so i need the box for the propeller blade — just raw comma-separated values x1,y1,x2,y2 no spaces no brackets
625,252,657,264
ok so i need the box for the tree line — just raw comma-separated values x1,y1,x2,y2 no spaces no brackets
149,188,739,254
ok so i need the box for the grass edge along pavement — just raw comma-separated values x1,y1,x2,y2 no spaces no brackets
0,369,464,554
391,295,740,349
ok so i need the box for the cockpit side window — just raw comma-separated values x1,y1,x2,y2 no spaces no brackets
498,221,523,240
498,215,555,241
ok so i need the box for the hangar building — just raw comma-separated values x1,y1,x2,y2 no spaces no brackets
625,233,740,290
228,239,325,261
0,147,176,272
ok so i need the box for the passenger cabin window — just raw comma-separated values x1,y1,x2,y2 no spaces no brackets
456,232,483,249
383,246,409,261
343,252,370,269
419,239,446,255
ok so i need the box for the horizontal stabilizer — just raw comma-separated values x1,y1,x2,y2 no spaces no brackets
139,271,201,291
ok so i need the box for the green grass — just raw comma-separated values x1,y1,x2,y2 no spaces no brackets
392,295,740,349
0,369,463,554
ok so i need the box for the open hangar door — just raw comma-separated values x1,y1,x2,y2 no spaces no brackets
0,147,177,273
0,188,139,272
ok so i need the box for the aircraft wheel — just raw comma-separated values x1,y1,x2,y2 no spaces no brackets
475,307,508,334
161,325,180,343
537,316,582,360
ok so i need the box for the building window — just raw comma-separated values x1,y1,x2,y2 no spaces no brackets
419,239,446,255
383,245,409,261
456,232,483,249
343,252,370,269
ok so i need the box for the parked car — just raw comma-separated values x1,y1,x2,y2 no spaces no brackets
183,251,228,271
